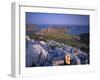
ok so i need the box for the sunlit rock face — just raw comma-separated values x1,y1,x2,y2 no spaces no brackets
36,26,70,35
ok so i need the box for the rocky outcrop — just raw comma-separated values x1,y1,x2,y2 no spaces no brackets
26,36,89,67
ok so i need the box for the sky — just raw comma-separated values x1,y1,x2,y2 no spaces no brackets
26,12,89,35
26,12,89,26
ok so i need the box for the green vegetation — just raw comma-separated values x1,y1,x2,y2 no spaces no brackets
30,32,80,46
30,32,89,53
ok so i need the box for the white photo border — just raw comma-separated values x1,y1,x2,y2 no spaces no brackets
11,2,97,78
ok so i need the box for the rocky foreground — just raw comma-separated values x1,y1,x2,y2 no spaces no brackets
26,36,89,67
